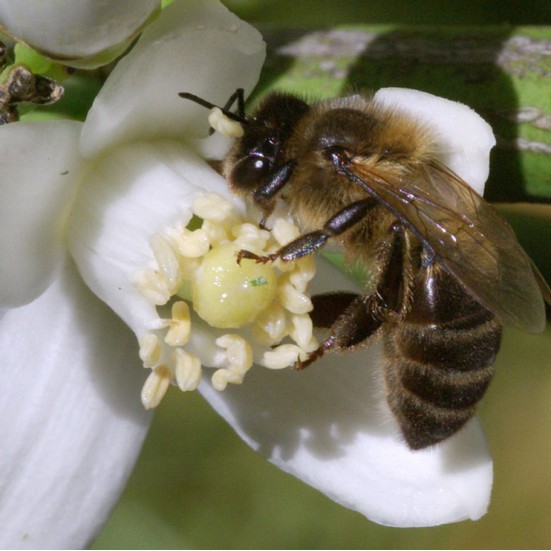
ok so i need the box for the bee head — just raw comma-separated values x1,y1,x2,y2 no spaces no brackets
224,92,310,194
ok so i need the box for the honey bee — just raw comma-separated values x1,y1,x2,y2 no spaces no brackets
180,89,551,449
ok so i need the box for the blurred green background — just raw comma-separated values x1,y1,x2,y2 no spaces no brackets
92,1,551,548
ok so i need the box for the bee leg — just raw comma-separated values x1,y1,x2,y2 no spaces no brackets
253,159,297,226
296,293,387,369
310,292,360,328
240,198,376,264
296,224,408,369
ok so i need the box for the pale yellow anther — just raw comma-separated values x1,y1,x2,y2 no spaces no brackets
175,227,210,258
150,234,182,292
252,302,288,345
211,334,253,391
289,256,317,293
289,313,318,351
262,343,305,370
271,217,300,246
277,275,313,314
139,333,162,367
208,107,245,139
163,301,192,346
231,223,270,253
164,226,203,279
201,219,230,244
193,192,235,222
173,348,202,391
216,334,253,372
134,268,172,305
177,257,201,282
211,369,245,391
141,365,172,409
271,257,295,273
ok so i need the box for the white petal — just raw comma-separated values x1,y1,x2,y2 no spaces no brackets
374,88,496,194
0,0,161,68
0,261,152,549
199,258,493,527
66,140,239,351
0,120,82,308
80,0,266,158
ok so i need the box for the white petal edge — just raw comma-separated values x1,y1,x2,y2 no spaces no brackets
80,0,266,159
0,120,82,308
67,139,242,362
199,258,493,527
0,0,161,68
0,260,152,549
374,88,496,194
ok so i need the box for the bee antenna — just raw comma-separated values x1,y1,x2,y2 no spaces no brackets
179,90,249,126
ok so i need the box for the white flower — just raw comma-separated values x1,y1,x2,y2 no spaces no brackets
0,0,496,547
0,1,264,547
0,0,162,69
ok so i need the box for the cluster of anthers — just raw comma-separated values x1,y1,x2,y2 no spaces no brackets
134,192,318,408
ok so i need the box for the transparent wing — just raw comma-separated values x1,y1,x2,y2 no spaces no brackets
345,159,549,332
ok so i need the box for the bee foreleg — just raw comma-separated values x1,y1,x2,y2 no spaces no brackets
253,159,297,222
240,199,376,264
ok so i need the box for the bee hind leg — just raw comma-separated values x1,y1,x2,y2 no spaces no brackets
310,292,360,328
295,292,386,369
296,223,409,370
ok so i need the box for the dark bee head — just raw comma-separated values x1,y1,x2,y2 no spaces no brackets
223,92,310,194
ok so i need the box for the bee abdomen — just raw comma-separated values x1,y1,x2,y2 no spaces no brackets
385,315,502,449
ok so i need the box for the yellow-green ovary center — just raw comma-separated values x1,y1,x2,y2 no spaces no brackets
192,244,277,328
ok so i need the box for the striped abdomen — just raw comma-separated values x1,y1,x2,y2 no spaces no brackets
384,263,503,449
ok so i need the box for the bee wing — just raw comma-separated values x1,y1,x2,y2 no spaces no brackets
347,159,549,332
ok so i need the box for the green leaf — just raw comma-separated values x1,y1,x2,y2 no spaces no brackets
255,25,551,202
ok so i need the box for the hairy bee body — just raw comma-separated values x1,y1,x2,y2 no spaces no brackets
181,88,550,448
383,244,502,448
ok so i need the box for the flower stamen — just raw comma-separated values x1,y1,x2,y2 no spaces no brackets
211,334,253,391
134,192,318,407
138,333,162,368
141,365,172,409
162,301,191,347
173,348,202,391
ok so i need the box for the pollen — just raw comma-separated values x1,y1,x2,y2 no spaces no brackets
134,192,318,407
262,344,309,370
208,107,245,138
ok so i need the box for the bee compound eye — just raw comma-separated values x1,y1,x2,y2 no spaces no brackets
231,155,271,191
